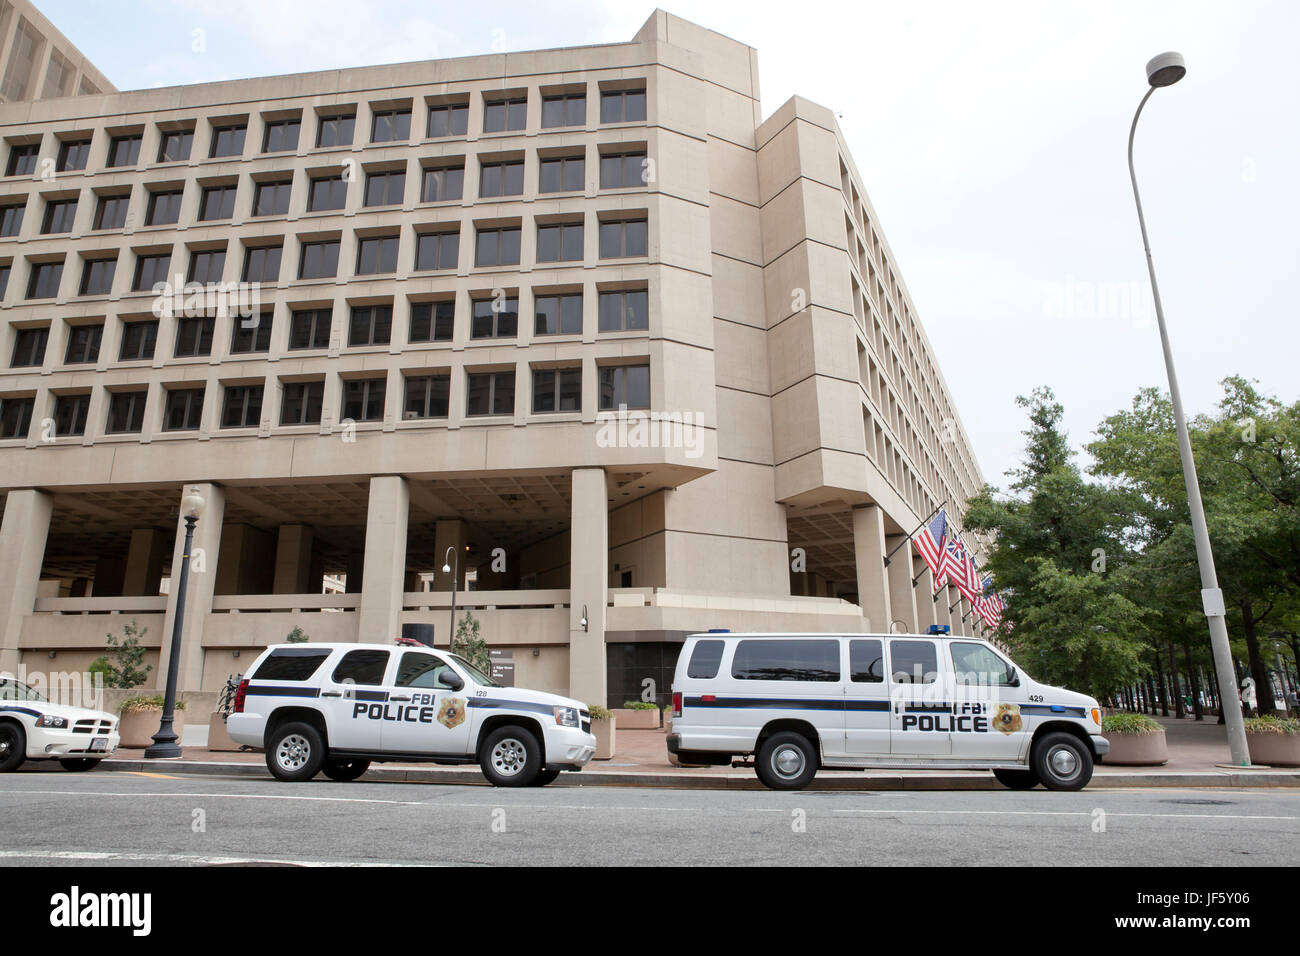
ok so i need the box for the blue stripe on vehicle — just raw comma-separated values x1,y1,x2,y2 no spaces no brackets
686,696,855,711
467,698,557,718
1021,704,1087,718
0,705,42,718
244,685,321,699
352,689,388,702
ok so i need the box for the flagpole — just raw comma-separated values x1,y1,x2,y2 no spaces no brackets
885,500,946,568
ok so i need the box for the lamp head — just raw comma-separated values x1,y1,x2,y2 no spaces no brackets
1145,51,1186,87
181,487,205,519
442,563,451,574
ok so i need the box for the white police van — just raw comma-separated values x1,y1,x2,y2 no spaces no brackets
668,632,1108,790
0,676,121,772
227,642,596,786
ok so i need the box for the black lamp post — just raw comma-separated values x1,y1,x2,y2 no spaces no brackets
145,487,205,759
442,545,459,649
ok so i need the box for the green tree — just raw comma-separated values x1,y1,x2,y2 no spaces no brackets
451,611,490,674
285,625,309,643
102,619,152,689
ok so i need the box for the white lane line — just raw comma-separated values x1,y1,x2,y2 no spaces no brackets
830,808,1300,821
0,849,427,866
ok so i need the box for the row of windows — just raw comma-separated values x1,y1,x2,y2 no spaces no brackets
3,87,648,178
0,215,649,301
0,148,649,238
0,363,651,439
6,289,649,368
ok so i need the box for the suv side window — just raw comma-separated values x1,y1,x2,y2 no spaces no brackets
950,641,1015,686
251,648,331,682
332,649,390,685
731,639,840,682
889,640,938,684
849,639,884,683
686,639,725,679
396,652,456,688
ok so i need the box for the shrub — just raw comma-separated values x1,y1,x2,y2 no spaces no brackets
588,705,612,721
621,700,659,710
285,626,309,644
1245,715,1300,736
102,620,152,688
120,695,187,714
1102,712,1163,735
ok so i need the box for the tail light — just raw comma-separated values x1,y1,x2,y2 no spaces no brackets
672,691,682,718
233,679,249,714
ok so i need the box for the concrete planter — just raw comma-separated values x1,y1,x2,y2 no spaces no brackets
662,710,672,733
118,708,185,748
592,718,615,759
207,712,240,752
1102,729,1168,765
1246,732,1300,767
612,707,660,729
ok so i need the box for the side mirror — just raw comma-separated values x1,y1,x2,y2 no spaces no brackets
1006,667,1019,687
438,670,464,692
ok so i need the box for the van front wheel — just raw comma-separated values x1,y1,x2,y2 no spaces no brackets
755,732,818,790
1032,732,1093,791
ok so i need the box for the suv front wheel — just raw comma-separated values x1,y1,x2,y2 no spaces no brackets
479,726,542,787
266,721,325,782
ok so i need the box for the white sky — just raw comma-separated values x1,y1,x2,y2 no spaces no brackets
38,0,1300,486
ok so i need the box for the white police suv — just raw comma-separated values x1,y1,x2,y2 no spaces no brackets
668,632,1109,791
227,642,597,786
0,676,121,772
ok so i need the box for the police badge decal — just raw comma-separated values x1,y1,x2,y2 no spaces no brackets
437,697,467,729
991,702,1022,734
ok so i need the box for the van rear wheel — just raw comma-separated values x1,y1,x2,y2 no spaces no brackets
755,732,818,790
993,768,1039,790
1032,732,1093,791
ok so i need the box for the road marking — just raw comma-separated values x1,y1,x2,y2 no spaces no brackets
0,849,430,866
123,771,180,780
830,807,1300,821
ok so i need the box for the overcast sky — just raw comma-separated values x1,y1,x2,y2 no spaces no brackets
38,0,1299,487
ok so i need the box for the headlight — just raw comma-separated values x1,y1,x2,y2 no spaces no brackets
36,715,68,728
553,706,579,728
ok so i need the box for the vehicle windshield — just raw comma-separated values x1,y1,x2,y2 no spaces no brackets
0,677,48,702
449,654,500,688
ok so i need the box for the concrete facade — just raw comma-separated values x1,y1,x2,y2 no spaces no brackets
0,10,987,708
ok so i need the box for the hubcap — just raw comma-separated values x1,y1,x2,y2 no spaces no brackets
1049,746,1079,778
491,738,527,776
277,734,310,772
773,745,804,778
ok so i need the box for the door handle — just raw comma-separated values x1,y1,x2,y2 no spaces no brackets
321,691,341,698
390,695,411,702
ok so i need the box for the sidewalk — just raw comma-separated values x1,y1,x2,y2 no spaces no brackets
70,713,1300,791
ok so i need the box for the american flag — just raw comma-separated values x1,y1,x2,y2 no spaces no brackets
912,508,948,584
943,539,980,602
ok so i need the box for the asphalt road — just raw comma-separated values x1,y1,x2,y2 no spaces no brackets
2,769,1298,866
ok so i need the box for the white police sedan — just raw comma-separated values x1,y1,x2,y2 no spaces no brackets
0,677,120,772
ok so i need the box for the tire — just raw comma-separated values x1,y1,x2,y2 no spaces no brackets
265,721,326,782
479,725,542,787
59,758,101,772
993,768,1039,790
1032,732,1093,791
531,767,562,787
755,731,819,790
321,759,370,782
0,723,26,773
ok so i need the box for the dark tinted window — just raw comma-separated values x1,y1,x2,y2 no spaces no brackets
396,652,455,688
686,639,725,679
731,639,840,682
332,649,390,685
889,640,938,685
849,639,884,683
253,648,331,682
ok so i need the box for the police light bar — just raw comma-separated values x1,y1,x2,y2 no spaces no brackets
928,625,951,635
707,628,730,633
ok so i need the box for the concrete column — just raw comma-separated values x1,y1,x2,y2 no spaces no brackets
569,467,607,707
357,476,409,644
344,553,365,593
0,490,53,675
432,518,468,590
122,528,167,596
886,535,918,634
157,483,225,693
934,584,953,631
273,524,314,594
914,556,938,633
93,555,127,596
852,504,891,632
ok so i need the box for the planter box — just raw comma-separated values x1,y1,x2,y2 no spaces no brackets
1246,732,1300,767
1102,729,1168,765
592,718,615,759
662,711,672,734
118,709,185,749
207,712,240,752
612,707,660,729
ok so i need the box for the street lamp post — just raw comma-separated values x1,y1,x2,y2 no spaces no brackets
145,487,205,759
442,546,459,650
1127,52,1251,766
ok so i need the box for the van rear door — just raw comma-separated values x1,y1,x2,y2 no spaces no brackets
843,637,890,754
886,638,952,756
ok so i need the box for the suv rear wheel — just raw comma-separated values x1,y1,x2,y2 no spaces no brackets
479,725,541,787
266,721,325,782
1032,732,1093,791
993,768,1039,790
322,758,370,782
755,731,818,790
531,767,561,787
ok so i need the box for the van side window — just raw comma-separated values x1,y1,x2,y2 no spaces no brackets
889,640,937,684
950,642,1015,686
849,640,884,683
250,648,331,682
331,649,390,685
686,639,725,679
396,652,455,688
731,640,840,682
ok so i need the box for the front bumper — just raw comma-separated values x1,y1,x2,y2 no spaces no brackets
1090,734,1111,760
544,724,597,767
32,728,121,758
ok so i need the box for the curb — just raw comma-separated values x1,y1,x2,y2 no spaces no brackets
96,758,1300,791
